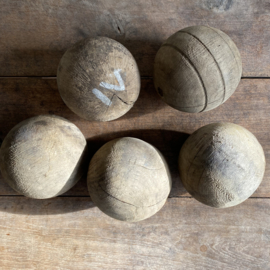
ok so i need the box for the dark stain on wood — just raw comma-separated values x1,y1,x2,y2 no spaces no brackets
206,0,233,11
34,120,48,126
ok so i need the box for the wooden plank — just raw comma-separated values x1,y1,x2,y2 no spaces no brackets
0,77,269,198
1,1,270,77
0,197,269,269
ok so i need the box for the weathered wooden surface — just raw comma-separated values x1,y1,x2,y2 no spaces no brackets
179,123,266,208
0,115,88,199
88,137,172,222
1,0,270,77
0,77,269,198
1,1,269,269
0,197,269,269
57,37,141,121
154,25,242,113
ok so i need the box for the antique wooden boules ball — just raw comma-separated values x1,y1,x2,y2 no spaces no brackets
154,25,242,113
179,123,265,208
57,37,140,121
0,115,88,199
87,137,172,222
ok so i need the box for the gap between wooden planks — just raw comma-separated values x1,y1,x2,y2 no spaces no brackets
1,0,270,77
0,77,269,198
0,197,269,269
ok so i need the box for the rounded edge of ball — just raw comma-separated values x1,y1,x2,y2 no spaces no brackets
57,37,141,122
178,122,265,208
87,137,172,222
0,114,89,199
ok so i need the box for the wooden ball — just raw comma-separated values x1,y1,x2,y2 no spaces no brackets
154,25,242,113
179,123,265,208
87,137,171,222
57,37,140,122
0,115,88,199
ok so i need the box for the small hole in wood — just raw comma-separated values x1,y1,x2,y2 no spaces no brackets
157,87,163,97
117,26,121,34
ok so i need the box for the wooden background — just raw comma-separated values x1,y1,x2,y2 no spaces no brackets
0,1,270,269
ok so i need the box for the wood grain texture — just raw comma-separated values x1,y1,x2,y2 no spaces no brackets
87,137,171,222
1,0,270,77
57,37,140,121
154,26,242,113
0,115,88,199
0,2,269,269
0,197,269,269
179,123,266,208
0,77,269,198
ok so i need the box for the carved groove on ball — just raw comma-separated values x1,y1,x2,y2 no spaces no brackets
154,25,242,113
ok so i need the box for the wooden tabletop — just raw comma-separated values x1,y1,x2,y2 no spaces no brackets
0,1,270,269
